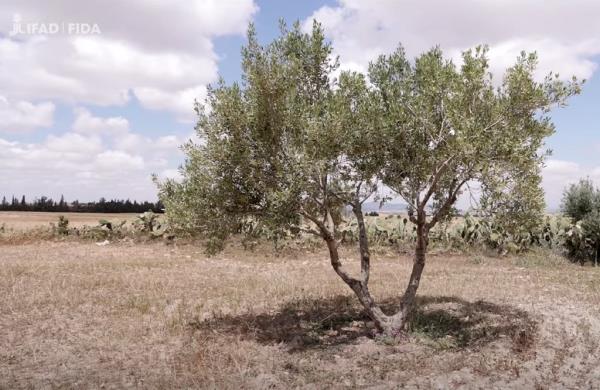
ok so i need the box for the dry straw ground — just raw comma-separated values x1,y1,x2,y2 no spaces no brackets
0,211,139,231
1,218,600,388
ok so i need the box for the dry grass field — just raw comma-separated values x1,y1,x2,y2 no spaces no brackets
0,211,139,231
1,233,600,389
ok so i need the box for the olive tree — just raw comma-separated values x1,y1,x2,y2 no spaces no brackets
158,21,388,328
562,178,600,222
358,46,580,333
157,22,581,337
561,179,600,266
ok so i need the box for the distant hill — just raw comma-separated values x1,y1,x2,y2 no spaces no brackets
361,201,561,214
361,201,407,213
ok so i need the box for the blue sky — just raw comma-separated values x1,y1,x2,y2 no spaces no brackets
549,64,600,162
0,0,598,208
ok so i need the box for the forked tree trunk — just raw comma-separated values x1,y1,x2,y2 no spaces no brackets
386,221,428,336
319,207,429,337
323,235,390,331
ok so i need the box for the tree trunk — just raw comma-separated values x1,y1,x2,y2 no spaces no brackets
353,206,371,284
323,235,390,331
386,220,428,336
318,207,430,338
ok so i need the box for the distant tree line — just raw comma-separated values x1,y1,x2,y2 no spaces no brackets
0,195,164,213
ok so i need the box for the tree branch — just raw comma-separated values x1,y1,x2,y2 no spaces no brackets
420,154,455,208
352,200,371,284
299,226,321,237
426,176,470,230
300,209,330,238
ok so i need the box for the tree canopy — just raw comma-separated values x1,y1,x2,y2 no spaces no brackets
157,21,581,336
561,178,600,222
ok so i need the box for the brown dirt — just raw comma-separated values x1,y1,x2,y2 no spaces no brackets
1,241,599,389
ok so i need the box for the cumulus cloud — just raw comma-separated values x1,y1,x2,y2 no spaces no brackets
70,108,182,165
0,0,257,120
94,150,145,171
72,108,129,136
160,168,183,181
0,0,256,52
0,95,54,131
134,85,207,121
45,132,103,155
541,159,600,209
0,1,250,198
304,0,600,81
0,108,189,200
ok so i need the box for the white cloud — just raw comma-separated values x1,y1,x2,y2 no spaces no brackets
72,108,129,136
95,150,144,171
134,85,207,122
155,135,181,151
0,95,54,131
0,133,155,200
305,0,600,81
160,168,183,181
0,133,104,173
70,106,188,169
0,108,189,200
541,159,600,209
0,1,251,198
0,0,256,52
544,159,581,177
45,132,103,155
111,128,185,156
0,1,257,119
